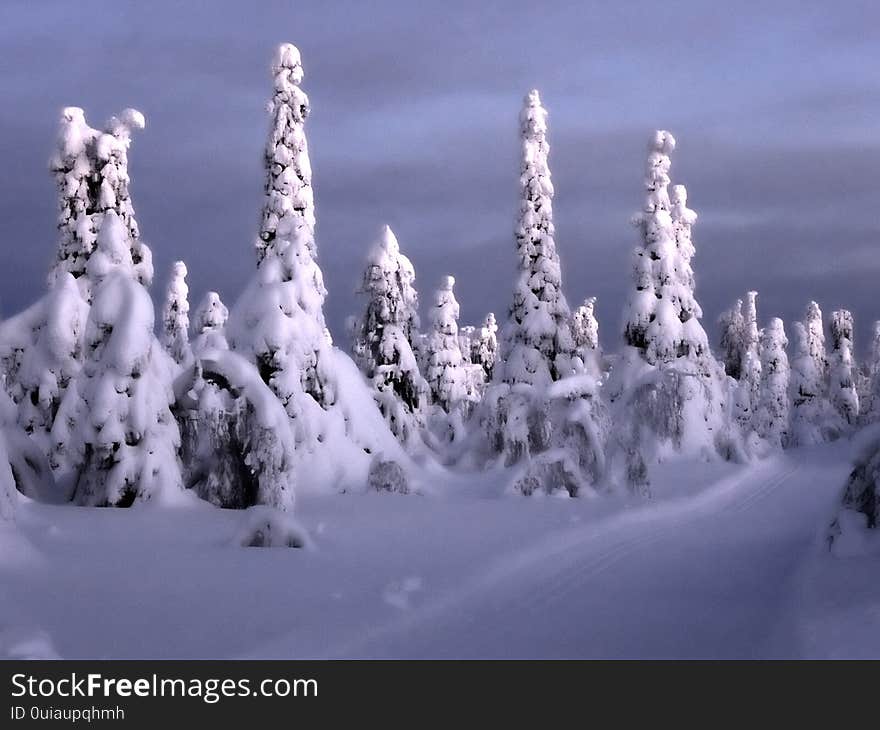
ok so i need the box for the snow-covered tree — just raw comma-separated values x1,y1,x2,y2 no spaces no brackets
828,309,859,426
229,43,334,411
0,273,88,451
425,276,468,413
192,291,230,356
51,212,182,506
477,94,607,495
572,297,598,351
178,290,294,509
161,260,192,366
831,438,880,546
472,312,498,381
48,107,150,302
718,298,745,379
789,320,841,446
174,346,297,512
0,390,21,521
351,225,426,442
860,321,880,424
498,89,577,387
670,184,702,326
867,322,880,381
743,291,760,357
756,317,789,448
805,301,827,378
572,296,600,376
610,131,732,488
624,133,708,365
733,345,762,442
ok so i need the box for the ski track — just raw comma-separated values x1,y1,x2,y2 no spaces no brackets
330,456,841,658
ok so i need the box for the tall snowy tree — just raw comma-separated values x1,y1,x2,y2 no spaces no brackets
828,309,859,425
734,344,762,440
718,298,745,380
351,225,427,442
51,211,183,506
789,320,841,446
49,107,150,302
743,291,760,361
161,260,192,366
425,276,468,413
756,317,789,448
477,93,608,495
610,131,732,488
805,301,827,379
624,132,709,365
229,43,334,410
861,321,880,424
498,89,577,387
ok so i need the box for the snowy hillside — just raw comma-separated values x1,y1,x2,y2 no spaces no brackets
2,41,880,659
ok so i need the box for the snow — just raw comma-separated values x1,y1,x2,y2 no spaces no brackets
2,41,877,660
0,439,867,659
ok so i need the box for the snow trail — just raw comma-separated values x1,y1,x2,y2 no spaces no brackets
332,449,848,658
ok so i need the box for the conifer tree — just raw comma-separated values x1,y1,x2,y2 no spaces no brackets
229,44,334,410
828,309,859,425
52,212,183,506
425,276,467,413
498,89,576,387
161,261,192,366
352,225,426,441
718,298,745,379
756,317,789,448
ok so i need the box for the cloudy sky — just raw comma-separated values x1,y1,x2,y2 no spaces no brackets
1,0,878,349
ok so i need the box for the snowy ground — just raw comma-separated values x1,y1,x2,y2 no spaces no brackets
1,439,876,659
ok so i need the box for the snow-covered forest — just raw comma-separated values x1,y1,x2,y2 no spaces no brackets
2,42,879,659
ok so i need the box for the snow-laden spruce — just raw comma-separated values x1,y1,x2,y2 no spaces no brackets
49,107,151,302
51,211,183,506
424,276,469,413
478,91,607,496
351,225,427,444
161,261,192,366
192,291,230,355
718,298,745,379
572,297,601,377
1,108,151,458
472,312,498,382
497,89,577,387
609,131,734,490
789,303,841,446
861,321,880,423
230,43,333,409
828,309,859,427
805,301,827,377
229,44,412,493
829,436,880,551
734,345,762,444
0,273,88,454
622,134,707,363
174,303,297,512
756,318,789,448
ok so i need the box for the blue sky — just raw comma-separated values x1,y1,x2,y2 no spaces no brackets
1,0,878,348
